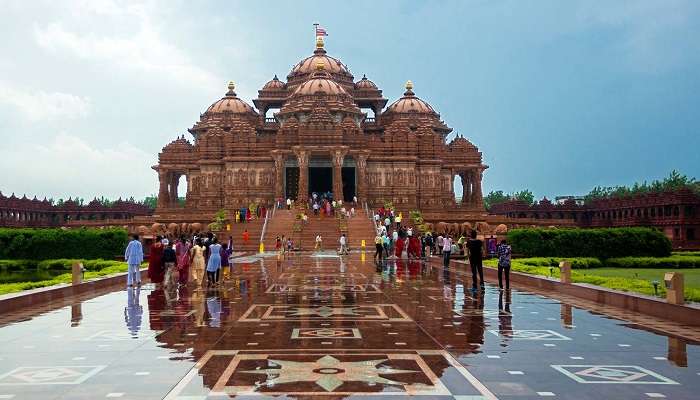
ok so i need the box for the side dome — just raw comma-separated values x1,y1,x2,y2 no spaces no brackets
262,75,285,90
385,81,436,114
355,74,377,89
205,81,258,115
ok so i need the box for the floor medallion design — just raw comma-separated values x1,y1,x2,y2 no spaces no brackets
291,328,362,339
239,304,412,322
164,350,495,398
552,365,679,384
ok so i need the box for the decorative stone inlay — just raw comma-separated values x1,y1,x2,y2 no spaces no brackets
0,366,106,385
552,365,679,384
291,328,362,339
489,330,571,341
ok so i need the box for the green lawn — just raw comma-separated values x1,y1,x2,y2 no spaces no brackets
485,258,700,302
0,263,133,295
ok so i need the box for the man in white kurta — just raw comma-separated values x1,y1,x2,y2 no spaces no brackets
124,235,144,287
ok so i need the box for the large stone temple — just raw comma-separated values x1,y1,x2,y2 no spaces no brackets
154,36,487,220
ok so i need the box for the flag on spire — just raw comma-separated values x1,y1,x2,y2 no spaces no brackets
315,25,328,37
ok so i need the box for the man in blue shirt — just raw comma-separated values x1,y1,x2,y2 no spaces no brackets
124,234,144,287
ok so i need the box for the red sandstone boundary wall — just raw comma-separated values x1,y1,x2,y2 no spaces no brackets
450,260,700,327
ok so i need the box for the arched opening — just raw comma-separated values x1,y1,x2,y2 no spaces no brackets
362,108,376,121
453,175,462,203
265,107,280,121
177,175,188,206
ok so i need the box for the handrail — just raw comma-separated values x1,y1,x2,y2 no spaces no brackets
260,206,272,244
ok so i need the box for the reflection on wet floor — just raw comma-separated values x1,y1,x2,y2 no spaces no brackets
0,253,698,399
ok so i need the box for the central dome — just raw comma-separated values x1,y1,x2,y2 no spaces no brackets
287,37,353,85
292,65,348,96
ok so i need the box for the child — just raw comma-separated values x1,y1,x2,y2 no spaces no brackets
497,239,512,290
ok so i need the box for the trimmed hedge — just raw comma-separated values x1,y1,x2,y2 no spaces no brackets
519,257,603,269
605,255,700,269
0,228,128,260
508,227,671,259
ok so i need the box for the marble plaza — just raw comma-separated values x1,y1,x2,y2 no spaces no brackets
0,253,698,399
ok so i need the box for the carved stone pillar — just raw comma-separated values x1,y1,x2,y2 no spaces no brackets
331,149,348,202
295,150,309,202
272,153,285,201
473,168,484,208
356,153,369,202
157,170,169,208
459,172,469,205
169,173,179,206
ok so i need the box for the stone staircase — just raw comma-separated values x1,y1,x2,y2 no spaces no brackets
298,212,341,251
345,208,378,249
214,218,264,253
262,209,298,250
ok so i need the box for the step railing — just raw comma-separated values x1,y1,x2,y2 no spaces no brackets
260,206,273,245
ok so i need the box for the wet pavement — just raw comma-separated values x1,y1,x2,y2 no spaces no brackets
0,252,698,399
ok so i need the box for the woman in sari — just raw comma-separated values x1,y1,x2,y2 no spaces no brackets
148,236,165,285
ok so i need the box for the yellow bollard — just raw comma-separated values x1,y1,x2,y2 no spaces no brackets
226,224,231,231
259,242,265,254
361,239,366,249
559,261,571,284
361,251,366,263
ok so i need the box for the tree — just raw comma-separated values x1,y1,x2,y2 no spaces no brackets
483,190,509,210
513,189,535,205
584,171,697,202
141,196,158,209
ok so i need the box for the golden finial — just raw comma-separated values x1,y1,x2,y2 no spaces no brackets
227,81,235,91
316,36,324,49
405,80,414,91
315,61,325,71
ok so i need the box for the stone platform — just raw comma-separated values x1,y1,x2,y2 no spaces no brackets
0,253,698,399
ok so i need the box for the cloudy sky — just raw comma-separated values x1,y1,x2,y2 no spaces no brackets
1,0,698,201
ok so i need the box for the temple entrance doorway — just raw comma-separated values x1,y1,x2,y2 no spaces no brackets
342,167,356,202
285,167,299,200
309,167,332,197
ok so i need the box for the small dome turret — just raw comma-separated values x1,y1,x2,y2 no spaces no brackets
205,81,258,115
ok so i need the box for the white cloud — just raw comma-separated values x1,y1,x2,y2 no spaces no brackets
0,83,90,121
0,133,156,199
33,4,220,89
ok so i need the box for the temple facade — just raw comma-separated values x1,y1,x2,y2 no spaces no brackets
154,37,487,218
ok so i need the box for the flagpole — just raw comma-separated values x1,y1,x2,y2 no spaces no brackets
313,22,319,40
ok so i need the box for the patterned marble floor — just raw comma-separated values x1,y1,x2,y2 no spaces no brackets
0,253,698,399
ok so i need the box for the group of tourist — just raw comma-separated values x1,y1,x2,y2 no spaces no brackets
124,232,236,289
232,205,266,224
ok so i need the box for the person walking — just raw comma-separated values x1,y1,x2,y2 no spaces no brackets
162,239,177,288
206,238,222,287
190,239,206,285
339,234,349,255
242,229,250,245
467,230,485,291
148,236,165,286
124,234,144,287
496,239,512,290
374,233,384,262
436,234,444,255
220,242,230,280
442,234,452,268
286,198,292,210
176,238,191,286
315,234,323,251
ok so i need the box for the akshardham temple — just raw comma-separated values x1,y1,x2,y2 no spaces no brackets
154,36,487,220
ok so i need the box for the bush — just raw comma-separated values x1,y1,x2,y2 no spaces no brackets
519,257,603,269
604,255,700,269
508,227,671,259
0,228,128,260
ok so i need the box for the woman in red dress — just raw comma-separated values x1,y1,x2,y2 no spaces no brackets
148,236,165,285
